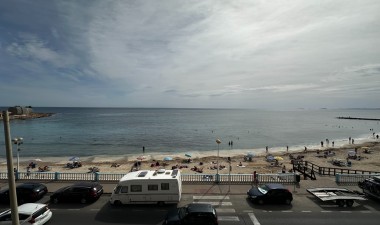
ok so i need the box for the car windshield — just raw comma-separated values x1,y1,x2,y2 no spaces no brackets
258,185,269,194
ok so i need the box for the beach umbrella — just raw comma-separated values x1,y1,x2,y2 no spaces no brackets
163,156,173,161
274,156,284,161
69,156,80,161
185,153,192,158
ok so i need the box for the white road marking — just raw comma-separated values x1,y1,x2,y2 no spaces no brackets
249,213,261,225
321,211,332,213
193,201,232,206
193,196,230,200
360,211,372,213
243,210,254,213
218,216,240,221
216,208,236,213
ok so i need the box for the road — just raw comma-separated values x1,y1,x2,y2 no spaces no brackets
1,193,379,225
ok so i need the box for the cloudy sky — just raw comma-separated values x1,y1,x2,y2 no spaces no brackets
1,0,379,109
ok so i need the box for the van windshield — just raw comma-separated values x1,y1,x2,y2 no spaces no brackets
114,186,122,194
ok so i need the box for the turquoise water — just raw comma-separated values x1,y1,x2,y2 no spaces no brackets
1,107,379,157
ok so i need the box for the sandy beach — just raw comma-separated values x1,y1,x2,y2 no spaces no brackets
1,141,380,175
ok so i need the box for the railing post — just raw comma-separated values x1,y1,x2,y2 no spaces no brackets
54,172,59,181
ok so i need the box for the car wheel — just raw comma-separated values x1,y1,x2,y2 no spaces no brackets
52,197,59,204
258,199,264,205
337,200,345,207
80,197,87,204
346,200,354,207
285,198,292,205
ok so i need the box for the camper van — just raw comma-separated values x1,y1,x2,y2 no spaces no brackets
109,169,182,205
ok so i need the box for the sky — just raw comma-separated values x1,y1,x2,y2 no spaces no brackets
1,0,380,109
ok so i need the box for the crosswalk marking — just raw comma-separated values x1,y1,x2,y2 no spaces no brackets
216,208,236,213
193,196,230,200
249,213,261,225
194,201,232,206
218,216,239,221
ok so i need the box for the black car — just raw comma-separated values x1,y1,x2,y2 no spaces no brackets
163,203,218,225
247,183,293,205
50,182,103,204
0,182,48,204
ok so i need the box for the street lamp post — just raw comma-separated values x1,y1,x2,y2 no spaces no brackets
216,139,221,182
12,137,23,173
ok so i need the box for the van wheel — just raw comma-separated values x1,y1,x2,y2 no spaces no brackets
113,200,122,206
285,199,292,205
157,201,165,206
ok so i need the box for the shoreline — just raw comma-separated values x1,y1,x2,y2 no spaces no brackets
1,141,379,175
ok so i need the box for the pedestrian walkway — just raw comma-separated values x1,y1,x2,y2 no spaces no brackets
0,174,360,195
192,195,239,222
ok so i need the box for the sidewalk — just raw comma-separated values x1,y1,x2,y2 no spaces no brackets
0,174,361,195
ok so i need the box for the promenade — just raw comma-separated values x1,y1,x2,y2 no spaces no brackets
0,174,362,196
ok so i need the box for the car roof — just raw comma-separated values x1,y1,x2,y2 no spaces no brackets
265,183,287,190
187,203,214,213
18,203,46,214
17,182,44,189
71,182,100,187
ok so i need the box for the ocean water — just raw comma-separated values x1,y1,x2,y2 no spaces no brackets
1,108,379,159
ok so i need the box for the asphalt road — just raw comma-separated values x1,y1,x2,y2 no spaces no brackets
1,193,379,225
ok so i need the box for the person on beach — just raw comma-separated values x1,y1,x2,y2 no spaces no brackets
282,165,286,173
304,146,307,152
332,141,334,147
266,146,268,153
352,139,354,144
143,146,145,154
286,146,289,152
349,137,351,144
321,141,323,147
377,134,379,139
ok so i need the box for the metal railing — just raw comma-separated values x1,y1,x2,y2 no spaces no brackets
295,161,379,176
335,173,379,184
2,171,297,184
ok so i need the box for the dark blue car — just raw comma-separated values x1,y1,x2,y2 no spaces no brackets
247,183,293,205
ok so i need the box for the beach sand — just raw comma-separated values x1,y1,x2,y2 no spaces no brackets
1,141,380,175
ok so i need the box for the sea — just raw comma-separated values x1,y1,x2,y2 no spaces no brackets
1,107,379,161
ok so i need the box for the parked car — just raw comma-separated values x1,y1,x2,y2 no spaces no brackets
0,182,48,204
247,183,293,205
163,203,218,225
50,182,103,204
0,203,52,225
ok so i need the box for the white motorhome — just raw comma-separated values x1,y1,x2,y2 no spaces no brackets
109,169,182,205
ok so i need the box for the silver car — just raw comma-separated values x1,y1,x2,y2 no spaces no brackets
0,203,52,225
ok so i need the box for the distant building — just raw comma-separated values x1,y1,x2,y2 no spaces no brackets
8,106,33,115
